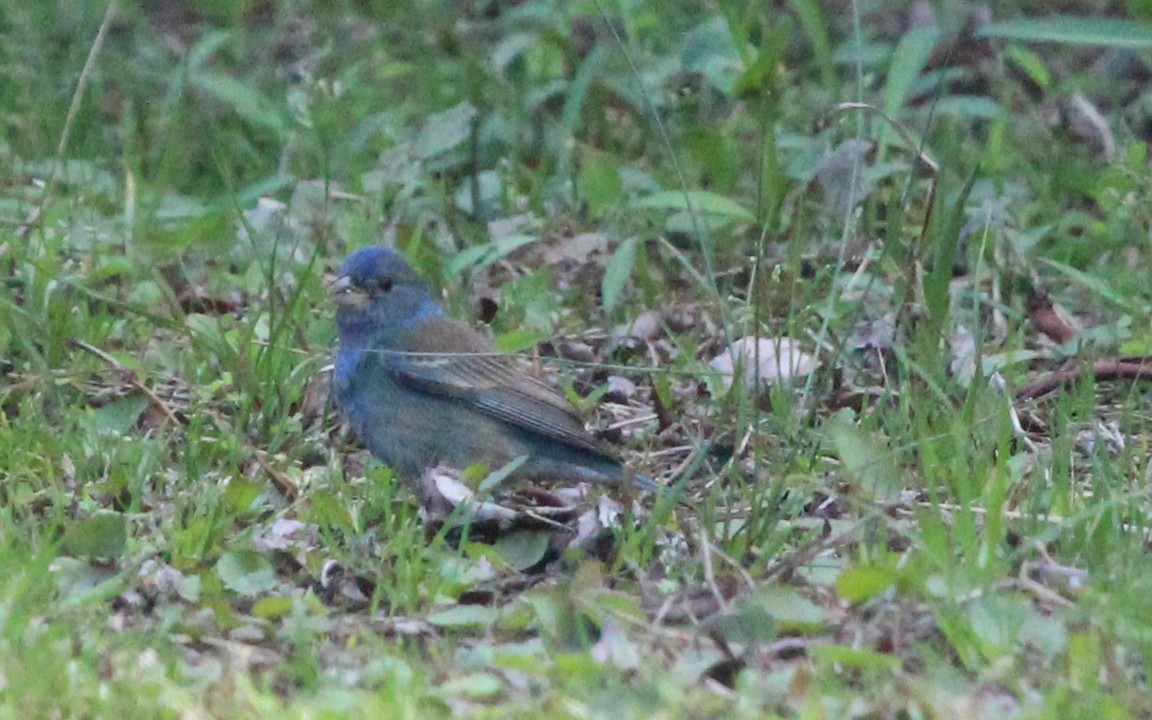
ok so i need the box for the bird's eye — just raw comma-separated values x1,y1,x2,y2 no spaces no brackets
374,276,393,293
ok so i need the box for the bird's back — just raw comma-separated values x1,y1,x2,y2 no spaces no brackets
337,317,630,485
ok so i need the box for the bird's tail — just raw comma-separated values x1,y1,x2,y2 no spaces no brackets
630,473,660,493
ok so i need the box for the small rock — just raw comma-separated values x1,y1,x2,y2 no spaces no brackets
709,337,820,390
604,375,637,401
612,310,663,342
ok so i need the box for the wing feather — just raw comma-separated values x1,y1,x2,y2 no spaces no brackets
378,319,616,458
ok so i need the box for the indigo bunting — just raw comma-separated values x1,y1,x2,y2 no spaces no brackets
330,247,657,492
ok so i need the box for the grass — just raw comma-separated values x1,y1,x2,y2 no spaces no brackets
4,0,1152,717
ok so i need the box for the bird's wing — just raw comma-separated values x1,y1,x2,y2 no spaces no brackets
379,320,615,457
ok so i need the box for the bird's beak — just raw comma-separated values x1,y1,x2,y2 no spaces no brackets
327,275,367,307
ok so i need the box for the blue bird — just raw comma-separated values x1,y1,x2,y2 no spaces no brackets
330,246,658,493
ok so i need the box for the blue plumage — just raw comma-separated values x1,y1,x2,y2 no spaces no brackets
331,246,657,493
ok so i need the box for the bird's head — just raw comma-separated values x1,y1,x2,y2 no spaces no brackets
329,247,443,336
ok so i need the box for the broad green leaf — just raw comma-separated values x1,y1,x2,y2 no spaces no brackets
445,233,539,276
252,595,295,619
926,95,1004,120
701,602,778,645
1038,258,1143,313
191,72,287,138
882,26,940,120
578,150,623,217
494,530,551,571
51,557,123,606
91,395,150,435
453,170,501,217
1003,44,1052,88
427,604,499,628
63,512,127,558
494,329,549,354
581,591,646,624
833,39,893,67
414,101,478,160
787,0,835,84
491,33,537,75
680,16,741,95
632,190,755,221
487,642,548,672
665,210,734,235
563,45,606,131
752,587,827,632
812,644,902,671
216,551,279,596
826,416,902,503
552,653,602,684
978,17,1152,50
222,477,264,513
836,564,898,603
601,237,637,313
439,673,504,699
968,595,1030,658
